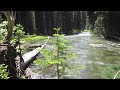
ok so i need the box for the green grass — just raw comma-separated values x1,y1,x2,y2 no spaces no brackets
22,35,48,44
0,40,2,43
0,35,48,44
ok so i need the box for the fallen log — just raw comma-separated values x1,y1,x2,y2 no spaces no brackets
15,36,49,79
22,47,44,70
112,36,120,40
21,36,49,70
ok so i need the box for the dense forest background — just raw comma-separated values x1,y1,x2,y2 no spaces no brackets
10,11,120,40
15,11,86,35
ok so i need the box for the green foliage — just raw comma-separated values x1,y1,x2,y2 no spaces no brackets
34,27,76,79
20,75,27,79
13,24,25,40
93,16,105,35
53,27,76,78
0,21,25,44
0,21,8,28
10,23,26,45
23,35,48,44
0,21,8,42
0,64,9,79
53,27,61,31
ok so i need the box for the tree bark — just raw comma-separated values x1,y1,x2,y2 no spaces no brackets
2,11,16,43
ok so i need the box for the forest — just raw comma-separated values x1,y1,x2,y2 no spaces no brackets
0,11,120,79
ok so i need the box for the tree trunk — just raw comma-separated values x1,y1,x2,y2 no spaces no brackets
2,11,16,43
26,11,36,35
0,11,25,79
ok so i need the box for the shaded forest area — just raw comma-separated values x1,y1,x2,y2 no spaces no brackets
15,11,86,35
14,11,120,40
86,11,120,40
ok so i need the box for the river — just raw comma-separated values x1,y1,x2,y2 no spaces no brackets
31,32,120,79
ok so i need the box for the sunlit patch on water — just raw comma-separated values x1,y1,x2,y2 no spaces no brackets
86,61,104,65
65,32,92,38
78,32,92,36
89,44,104,47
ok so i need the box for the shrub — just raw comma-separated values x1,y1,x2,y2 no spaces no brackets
0,64,9,79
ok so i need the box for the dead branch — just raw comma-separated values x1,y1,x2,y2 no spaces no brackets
113,70,120,79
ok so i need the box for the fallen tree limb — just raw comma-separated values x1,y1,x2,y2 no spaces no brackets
15,36,50,79
21,36,50,70
113,70,120,79
111,36,120,40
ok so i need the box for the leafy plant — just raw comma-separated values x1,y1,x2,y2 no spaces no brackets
13,24,25,40
34,27,76,79
0,21,25,44
23,35,48,44
0,21,8,42
0,64,9,79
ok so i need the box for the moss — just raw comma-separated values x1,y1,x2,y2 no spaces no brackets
22,35,48,44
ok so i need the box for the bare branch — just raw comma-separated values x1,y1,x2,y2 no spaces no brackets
113,70,120,79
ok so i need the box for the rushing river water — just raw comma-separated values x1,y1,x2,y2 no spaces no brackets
31,32,120,79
